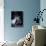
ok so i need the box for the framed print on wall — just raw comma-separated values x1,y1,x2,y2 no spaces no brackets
11,11,23,27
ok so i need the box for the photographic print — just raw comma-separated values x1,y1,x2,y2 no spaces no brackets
11,11,23,27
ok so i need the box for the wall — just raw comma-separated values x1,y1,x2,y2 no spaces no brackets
4,0,40,42
40,0,46,26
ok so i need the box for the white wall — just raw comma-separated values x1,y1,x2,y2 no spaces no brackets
0,0,4,42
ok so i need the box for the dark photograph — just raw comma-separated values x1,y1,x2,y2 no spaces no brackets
11,11,23,27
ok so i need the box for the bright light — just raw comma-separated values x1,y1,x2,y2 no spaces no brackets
0,8,4,42
0,0,4,43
